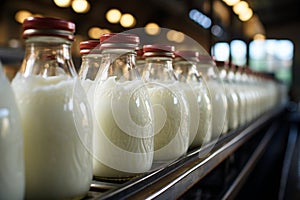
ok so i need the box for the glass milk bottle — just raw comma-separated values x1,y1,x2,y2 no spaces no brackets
11,17,93,199
136,47,145,76
0,62,25,200
239,67,254,122
243,68,259,121
173,50,212,149
142,44,190,164
249,71,263,118
229,64,247,126
196,55,228,139
92,33,154,180
215,61,239,131
79,40,101,81
171,51,200,149
79,40,101,107
233,65,250,124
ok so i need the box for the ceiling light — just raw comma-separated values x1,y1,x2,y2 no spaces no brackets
33,14,43,17
211,25,224,37
166,30,176,41
88,27,111,39
101,29,111,34
106,9,122,24
53,0,71,7
175,32,185,43
166,30,185,43
239,8,253,21
253,34,266,40
15,10,32,24
189,9,212,29
72,0,90,13
233,1,249,15
222,0,240,6
120,13,136,28
145,23,160,35
88,27,102,39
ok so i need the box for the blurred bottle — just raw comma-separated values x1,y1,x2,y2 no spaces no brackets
135,47,145,77
215,61,239,131
142,44,190,164
173,50,212,149
0,61,25,200
91,33,154,180
196,55,228,139
230,64,247,126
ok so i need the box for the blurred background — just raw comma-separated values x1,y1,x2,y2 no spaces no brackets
0,0,299,100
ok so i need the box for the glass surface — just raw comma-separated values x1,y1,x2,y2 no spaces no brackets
89,35,154,180
0,63,25,200
196,57,228,141
142,53,190,166
173,58,213,150
11,35,93,199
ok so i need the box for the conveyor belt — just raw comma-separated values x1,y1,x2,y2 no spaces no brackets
84,106,285,200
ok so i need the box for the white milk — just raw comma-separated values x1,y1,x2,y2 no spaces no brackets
224,84,239,131
90,77,154,178
178,82,200,146
12,75,93,199
0,67,25,200
234,85,247,126
207,80,228,139
190,82,212,149
147,81,190,162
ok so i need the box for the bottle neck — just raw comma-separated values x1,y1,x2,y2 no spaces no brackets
79,54,102,81
20,36,76,78
173,60,199,82
218,67,228,81
97,49,137,81
227,68,236,82
144,56,176,81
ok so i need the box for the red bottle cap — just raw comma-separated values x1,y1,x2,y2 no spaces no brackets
197,54,215,66
136,47,143,57
22,17,75,41
214,60,230,68
80,40,100,54
143,44,174,53
100,33,139,44
174,50,199,62
99,33,140,50
174,50,199,58
197,54,213,61
143,44,175,58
